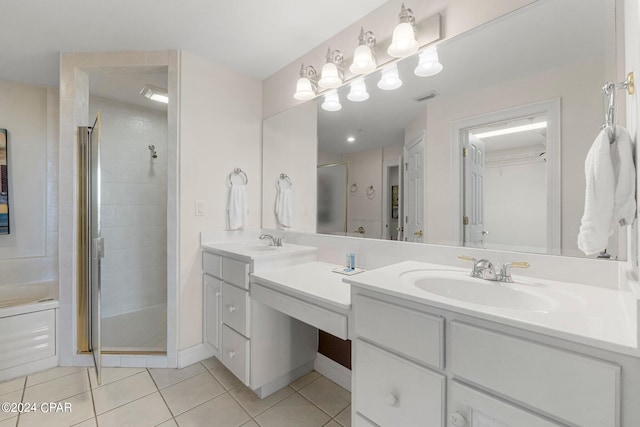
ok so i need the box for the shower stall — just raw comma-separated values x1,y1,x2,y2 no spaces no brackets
78,73,169,380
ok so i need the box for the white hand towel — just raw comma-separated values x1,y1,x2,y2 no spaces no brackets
228,184,248,230
578,126,637,255
611,126,636,227
275,180,292,228
578,127,615,255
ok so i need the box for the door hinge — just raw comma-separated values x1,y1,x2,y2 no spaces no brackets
463,147,469,157
463,216,469,225
405,215,409,223
405,163,408,171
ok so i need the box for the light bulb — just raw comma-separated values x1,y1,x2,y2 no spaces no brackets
321,91,342,112
414,47,443,77
377,65,402,91
387,22,418,58
293,77,316,100
347,79,369,102
318,63,342,89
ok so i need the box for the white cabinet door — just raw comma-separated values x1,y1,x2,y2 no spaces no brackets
204,273,221,350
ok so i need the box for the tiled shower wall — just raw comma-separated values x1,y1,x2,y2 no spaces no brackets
89,96,167,318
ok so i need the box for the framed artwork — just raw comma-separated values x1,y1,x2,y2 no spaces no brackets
391,185,399,219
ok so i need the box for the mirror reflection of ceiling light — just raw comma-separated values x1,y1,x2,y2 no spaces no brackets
473,121,548,139
377,64,402,90
414,46,443,77
387,3,419,58
347,136,356,143
347,79,370,102
321,90,342,112
139,84,169,104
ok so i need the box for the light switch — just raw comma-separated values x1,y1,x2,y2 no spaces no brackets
195,200,206,216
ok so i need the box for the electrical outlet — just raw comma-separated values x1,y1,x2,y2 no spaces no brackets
195,200,206,216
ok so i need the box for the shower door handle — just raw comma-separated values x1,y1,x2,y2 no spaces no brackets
93,237,104,259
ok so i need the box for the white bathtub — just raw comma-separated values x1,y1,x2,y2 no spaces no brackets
0,281,59,382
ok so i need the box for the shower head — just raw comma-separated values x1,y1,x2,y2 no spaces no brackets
148,145,158,159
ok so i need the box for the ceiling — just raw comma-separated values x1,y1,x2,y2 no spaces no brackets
317,0,607,154
0,0,387,87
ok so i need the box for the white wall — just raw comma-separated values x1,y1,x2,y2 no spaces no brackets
345,148,383,239
0,81,58,285
262,102,317,232
89,96,167,318
179,51,262,349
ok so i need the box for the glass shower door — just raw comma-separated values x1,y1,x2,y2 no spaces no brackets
89,112,103,385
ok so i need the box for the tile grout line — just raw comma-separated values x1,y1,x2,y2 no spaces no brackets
146,367,179,426
15,375,27,426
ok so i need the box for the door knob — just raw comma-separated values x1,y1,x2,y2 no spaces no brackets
414,230,423,237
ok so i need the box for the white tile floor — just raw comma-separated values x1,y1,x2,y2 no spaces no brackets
0,359,351,427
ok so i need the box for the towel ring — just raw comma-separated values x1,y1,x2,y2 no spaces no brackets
366,185,375,199
228,168,248,185
279,173,293,187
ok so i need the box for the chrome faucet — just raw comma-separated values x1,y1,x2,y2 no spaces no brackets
260,234,284,247
458,255,529,282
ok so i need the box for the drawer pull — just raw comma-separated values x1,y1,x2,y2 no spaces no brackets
385,393,399,407
228,305,236,313
228,351,236,359
450,412,467,427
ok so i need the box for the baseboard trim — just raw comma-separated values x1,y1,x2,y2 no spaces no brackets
177,342,215,368
314,352,351,392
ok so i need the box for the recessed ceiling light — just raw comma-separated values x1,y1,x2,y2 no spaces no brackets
473,121,547,139
347,136,356,143
140,84,169,104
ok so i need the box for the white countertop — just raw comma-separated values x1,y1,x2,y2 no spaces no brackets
251,261,351,312
201,241,318,264
345,260,639,355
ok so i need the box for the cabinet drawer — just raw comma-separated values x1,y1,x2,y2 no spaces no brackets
222,282,250,337
222,258,249,289
203,252,222,278
450,322,620,427
355,339,445,427
222,325,250,386
354,413,377,427
450,381,563,427
354,294,444,369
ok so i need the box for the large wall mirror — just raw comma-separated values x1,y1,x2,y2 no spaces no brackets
0,129,8,235
263,0,620,259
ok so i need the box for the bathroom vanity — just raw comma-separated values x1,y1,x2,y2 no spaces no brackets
201,240,320,398
346,261,640,427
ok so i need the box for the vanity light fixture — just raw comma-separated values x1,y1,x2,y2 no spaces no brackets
318,48,344,89
140,84,169,104
414,46,443,77
293,64,319,101
388,3,419,58
321,90,342,112
377,64,402,90
347,79,370,102
350,28,377,75
474,121,548,139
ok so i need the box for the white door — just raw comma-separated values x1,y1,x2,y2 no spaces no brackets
403,133,425,242
464,134,486,247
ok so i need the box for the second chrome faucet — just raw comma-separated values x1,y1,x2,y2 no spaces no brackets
458,255,529,283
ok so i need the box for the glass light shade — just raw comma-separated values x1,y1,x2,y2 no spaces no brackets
349,45,376,75
387,22,419,58
347,80,369,102
321,91,342,112
377,65,402,91
293,77,316,100
414,47,443,77
318,63,342,89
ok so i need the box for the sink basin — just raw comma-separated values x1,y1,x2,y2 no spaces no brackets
401,270,557,312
